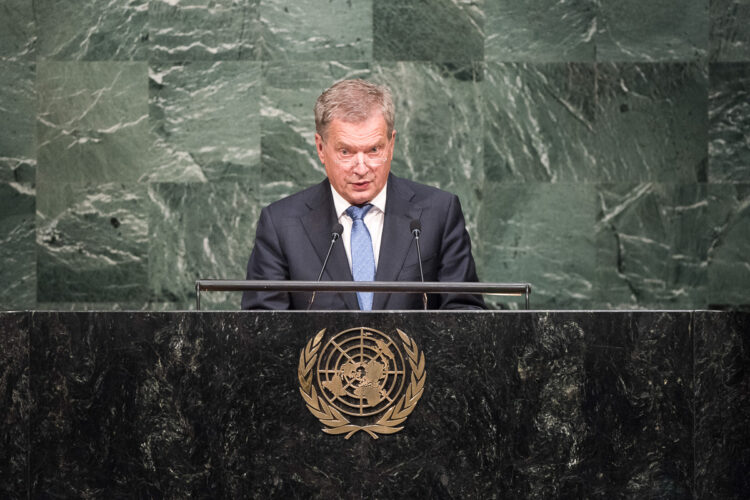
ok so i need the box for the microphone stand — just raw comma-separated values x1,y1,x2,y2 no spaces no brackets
410,220,428,310
307,224,343,310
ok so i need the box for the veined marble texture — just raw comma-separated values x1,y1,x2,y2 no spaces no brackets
711,0,750,61
148,182,260,308
477,182,596,309
259,0,372,60
34,0,148,60
596,0,708,61
150,0,262,61
483,63,597,182
36,61,156,184
36,182,149,303
0,61,36,183
485,0,597,62
149,61,262,182
0,0,36,61
486,0,708,63
596,183,710,308
709,63,750,182
595,63,708,182
707,183,750,306
374,0,484,61
0,183,36,310
483,62,709,183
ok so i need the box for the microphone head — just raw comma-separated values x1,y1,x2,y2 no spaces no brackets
409,219,421,234
331,223,344,240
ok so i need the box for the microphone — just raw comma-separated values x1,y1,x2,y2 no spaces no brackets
308,223,344,310
409,219,428,310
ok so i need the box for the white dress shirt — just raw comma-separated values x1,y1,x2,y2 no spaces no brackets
330,183,387,271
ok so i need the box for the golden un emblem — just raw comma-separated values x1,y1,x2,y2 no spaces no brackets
298,327,426,439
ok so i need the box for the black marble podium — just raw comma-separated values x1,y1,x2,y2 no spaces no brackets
1,311,748,498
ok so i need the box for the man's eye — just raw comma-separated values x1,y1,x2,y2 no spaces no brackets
370,147,379,154
340,149,351,156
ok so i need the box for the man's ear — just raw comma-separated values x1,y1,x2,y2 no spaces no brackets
315,133,326,164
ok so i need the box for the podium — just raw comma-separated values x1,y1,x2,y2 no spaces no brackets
1,310,748,497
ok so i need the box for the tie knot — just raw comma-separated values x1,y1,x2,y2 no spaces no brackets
346,204,373,221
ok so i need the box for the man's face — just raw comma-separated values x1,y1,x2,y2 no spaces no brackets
315,112,395,206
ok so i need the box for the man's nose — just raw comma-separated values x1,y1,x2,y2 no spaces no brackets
351,153,368,174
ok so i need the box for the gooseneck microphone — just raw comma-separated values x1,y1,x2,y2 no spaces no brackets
409,219,428,310
307,223,344,310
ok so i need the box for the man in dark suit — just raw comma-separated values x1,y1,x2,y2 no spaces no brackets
242,79,484,310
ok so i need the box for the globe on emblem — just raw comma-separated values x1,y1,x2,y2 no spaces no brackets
316,327,407,417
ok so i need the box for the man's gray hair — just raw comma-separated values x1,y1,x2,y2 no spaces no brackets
314,79,395,139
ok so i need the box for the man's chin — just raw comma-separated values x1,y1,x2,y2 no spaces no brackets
346,184,374,203
346,195,371,205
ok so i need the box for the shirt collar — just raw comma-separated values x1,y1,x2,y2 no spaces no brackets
330,181,388,218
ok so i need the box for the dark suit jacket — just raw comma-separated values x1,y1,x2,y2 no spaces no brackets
241,174,485,310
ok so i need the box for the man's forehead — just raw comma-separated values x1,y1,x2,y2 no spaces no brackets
327,115,389,142
330,111,386,129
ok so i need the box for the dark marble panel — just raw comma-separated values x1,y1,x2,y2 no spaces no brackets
485,0,596,62
373,0,484,62
260,61,370,187
372,62,484,232
259,0,372,60
34,301,192,312
329,312,590,498
34,0,148,60
36,61,156,184
709,63,750,182
581,311,693,497
149,61,261,182
695,311,750,499
595,63,708,182
595,183,710,308
596,0,708,61
0,182,36,311
29,312,170,497
148,182,261,308
36,183,149,303
25,311,702,496
707,184,750,307
27,311,335,496
149,0,262,61
483,63,597,182
490,312,587,497
0,61,35,183
710,0,750,62
477,182,596,309
0,0,35,60
0,312,29,497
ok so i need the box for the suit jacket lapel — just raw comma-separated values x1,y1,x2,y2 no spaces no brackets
300,180,358,310
373,176,422,310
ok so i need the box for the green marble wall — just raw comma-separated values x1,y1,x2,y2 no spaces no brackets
1,0,748,310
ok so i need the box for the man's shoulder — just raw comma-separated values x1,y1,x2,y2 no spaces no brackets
263,179,329,215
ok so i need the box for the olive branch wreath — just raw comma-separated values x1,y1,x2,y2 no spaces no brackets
298,328,426,439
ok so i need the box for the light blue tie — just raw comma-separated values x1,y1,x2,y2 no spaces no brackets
346,204,375,310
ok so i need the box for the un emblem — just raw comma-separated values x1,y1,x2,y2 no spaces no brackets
298,327,426,439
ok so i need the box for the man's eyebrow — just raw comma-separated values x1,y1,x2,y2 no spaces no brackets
334,139,384,150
